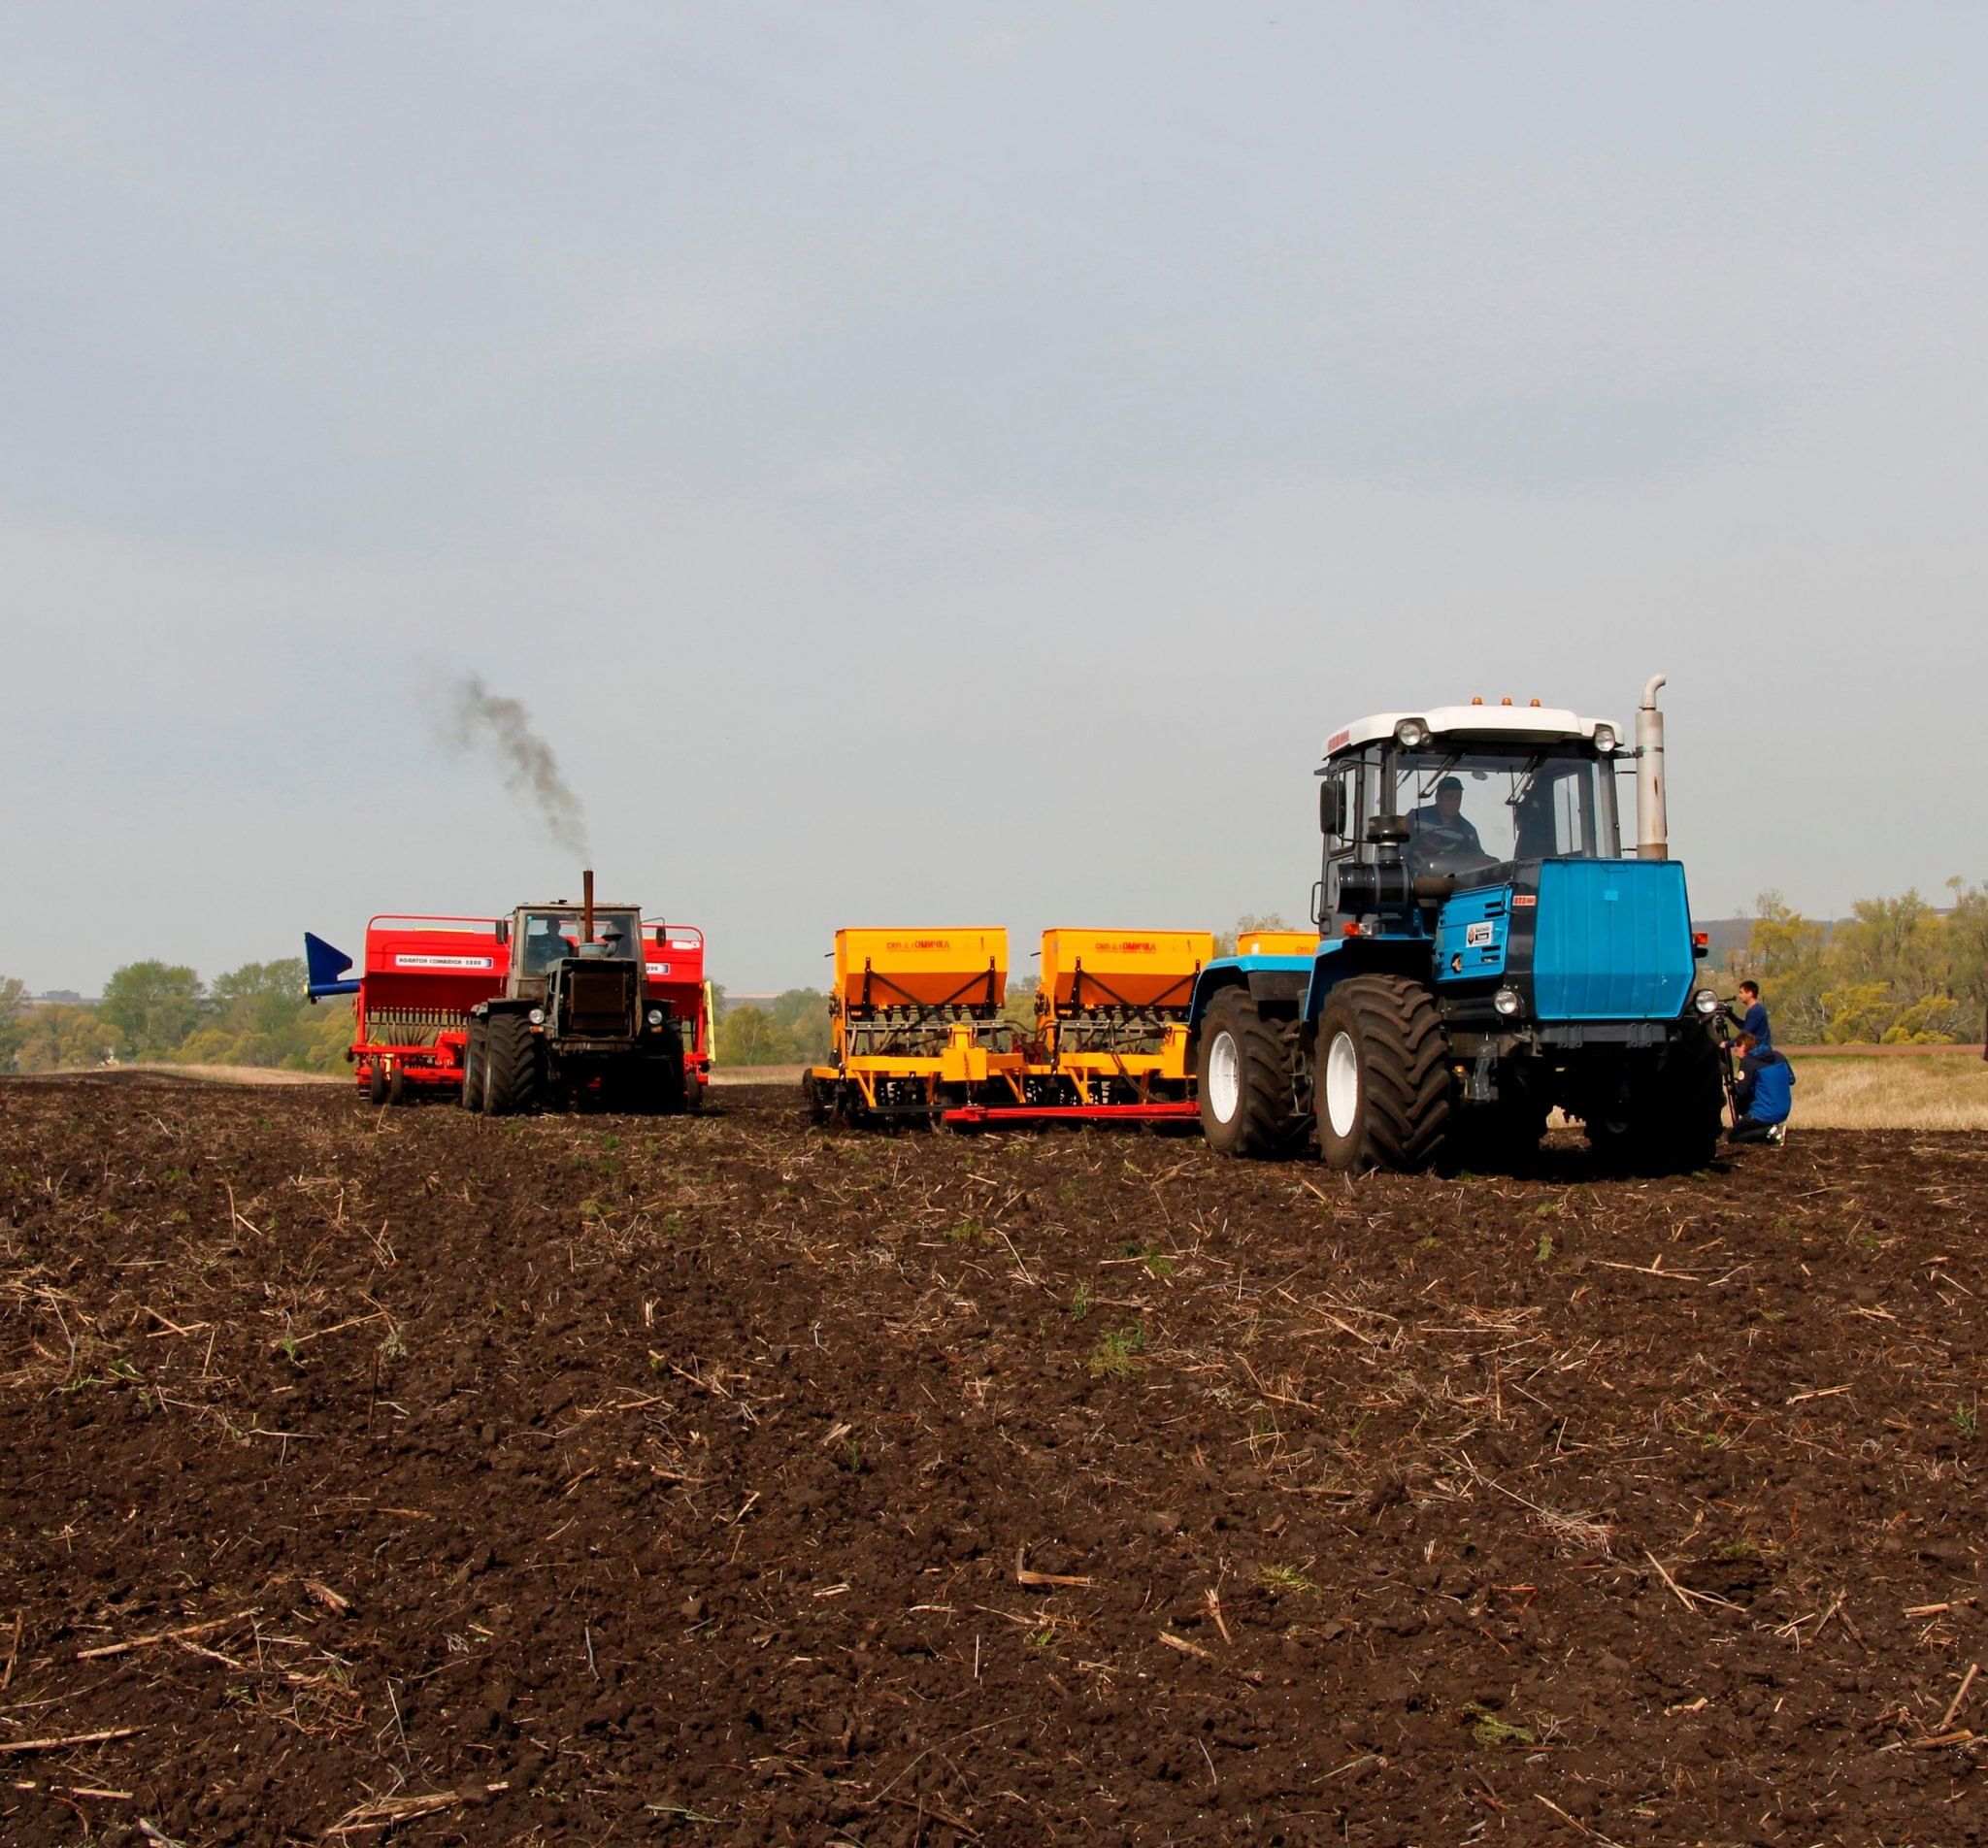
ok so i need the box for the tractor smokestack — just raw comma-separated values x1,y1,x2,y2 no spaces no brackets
1636,675,1668,861
582,869,595,944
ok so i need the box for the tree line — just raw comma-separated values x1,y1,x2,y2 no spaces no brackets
4,884,1980,1073
0,961,351,1073
1734,881,1988,1045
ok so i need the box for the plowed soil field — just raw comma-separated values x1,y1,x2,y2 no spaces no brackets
3,1078,1984,1847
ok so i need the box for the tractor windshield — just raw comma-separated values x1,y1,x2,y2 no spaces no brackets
1392,745,1617,876
517,908,643,974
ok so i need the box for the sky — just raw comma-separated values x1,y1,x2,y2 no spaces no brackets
4,2,1985,996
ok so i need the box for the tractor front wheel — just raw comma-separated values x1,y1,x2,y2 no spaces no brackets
1196,989,1304,1158
460,1025,485,1112
633,1044,687,1115
482,1015,543,1117
1313,975,1451,1173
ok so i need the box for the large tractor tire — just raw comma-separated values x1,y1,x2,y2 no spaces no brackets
481,1014,543,1117
631,1042,687,1115
1197,989,1305,1158
1312,975,1452,1172
1585,1027,1724,1174
460,1025,485,1112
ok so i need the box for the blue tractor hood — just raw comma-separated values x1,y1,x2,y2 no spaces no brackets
1529,860,1695,1021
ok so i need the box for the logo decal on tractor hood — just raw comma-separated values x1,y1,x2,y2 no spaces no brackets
646,962,673,975
393,954,495,970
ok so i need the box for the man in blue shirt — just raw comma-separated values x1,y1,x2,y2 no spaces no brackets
1727,1032,1795,1145
1729,980,1772,1054
1408,775,1484,870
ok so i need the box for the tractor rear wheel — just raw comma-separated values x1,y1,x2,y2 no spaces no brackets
460,1026,485,1112
1197,989,1304,1158
482,1015,543,1117
1313,975,1451,1172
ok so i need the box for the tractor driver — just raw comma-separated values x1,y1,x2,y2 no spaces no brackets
1408,774,1483,869
523,917,573,974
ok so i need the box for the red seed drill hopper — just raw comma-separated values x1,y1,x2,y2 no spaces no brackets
305,916,508,1104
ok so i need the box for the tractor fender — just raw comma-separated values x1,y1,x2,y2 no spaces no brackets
1301,938,1431,1025
1187,958,1310,1039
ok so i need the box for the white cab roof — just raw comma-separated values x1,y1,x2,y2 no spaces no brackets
1322,704,1618,759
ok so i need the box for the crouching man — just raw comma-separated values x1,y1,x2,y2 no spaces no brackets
1728,1032,1796,1146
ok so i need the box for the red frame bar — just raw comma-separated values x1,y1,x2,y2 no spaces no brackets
941,1102,1201,1126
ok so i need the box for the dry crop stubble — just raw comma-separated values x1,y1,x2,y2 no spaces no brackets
0,1076,1982,1845
1785,1052,1988,1131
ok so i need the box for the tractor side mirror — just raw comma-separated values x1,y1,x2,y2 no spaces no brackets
1320,780,1346,837
493,920,510,945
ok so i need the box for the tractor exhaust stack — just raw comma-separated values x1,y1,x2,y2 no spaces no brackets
582,868,595,944
1636,675,1668,861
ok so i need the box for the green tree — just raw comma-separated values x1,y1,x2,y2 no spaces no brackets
1818,980,1895,1045
1736,893,1830,1042
1879,994,1971,1045
13,1005,121,1072
209,959,309,1040
0,974,27,1068
1212,911,1297,958
180,957,341,1068
1834,891,1940,995
717,1005,794,1067
99,961,205,1058
290,1001,357,1072
1943,879,1988,1012
763,988,833,1064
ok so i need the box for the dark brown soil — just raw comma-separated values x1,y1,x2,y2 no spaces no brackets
2,1078,1984,1846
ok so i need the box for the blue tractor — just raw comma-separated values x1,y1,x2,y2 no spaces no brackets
1189,677,1726,1172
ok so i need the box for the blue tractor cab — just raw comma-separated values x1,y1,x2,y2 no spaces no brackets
1189,680,1725,1172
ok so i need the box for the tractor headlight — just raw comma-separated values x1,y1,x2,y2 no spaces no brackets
527,1006,546,1026
646,1008,664,1027
1395,717,1429,748
1593,723,1618,752
1693,988,1721,1017
1494,987,1521,1016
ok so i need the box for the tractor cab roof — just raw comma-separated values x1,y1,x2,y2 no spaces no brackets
1321,703,1620,762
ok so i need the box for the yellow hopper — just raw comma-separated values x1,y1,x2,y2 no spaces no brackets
1236,929,1320,957
806,928,1025,1125
1020,927,1214,1112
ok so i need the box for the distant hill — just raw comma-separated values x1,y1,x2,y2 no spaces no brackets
1693,919,1756,970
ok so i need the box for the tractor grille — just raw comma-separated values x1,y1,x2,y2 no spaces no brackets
563,966,635,1037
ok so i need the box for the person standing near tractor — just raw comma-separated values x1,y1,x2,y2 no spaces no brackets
1723,978,1772,1054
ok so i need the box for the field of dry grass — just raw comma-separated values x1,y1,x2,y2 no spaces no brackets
81,1063,346,1087
1785,1051,1988,1131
